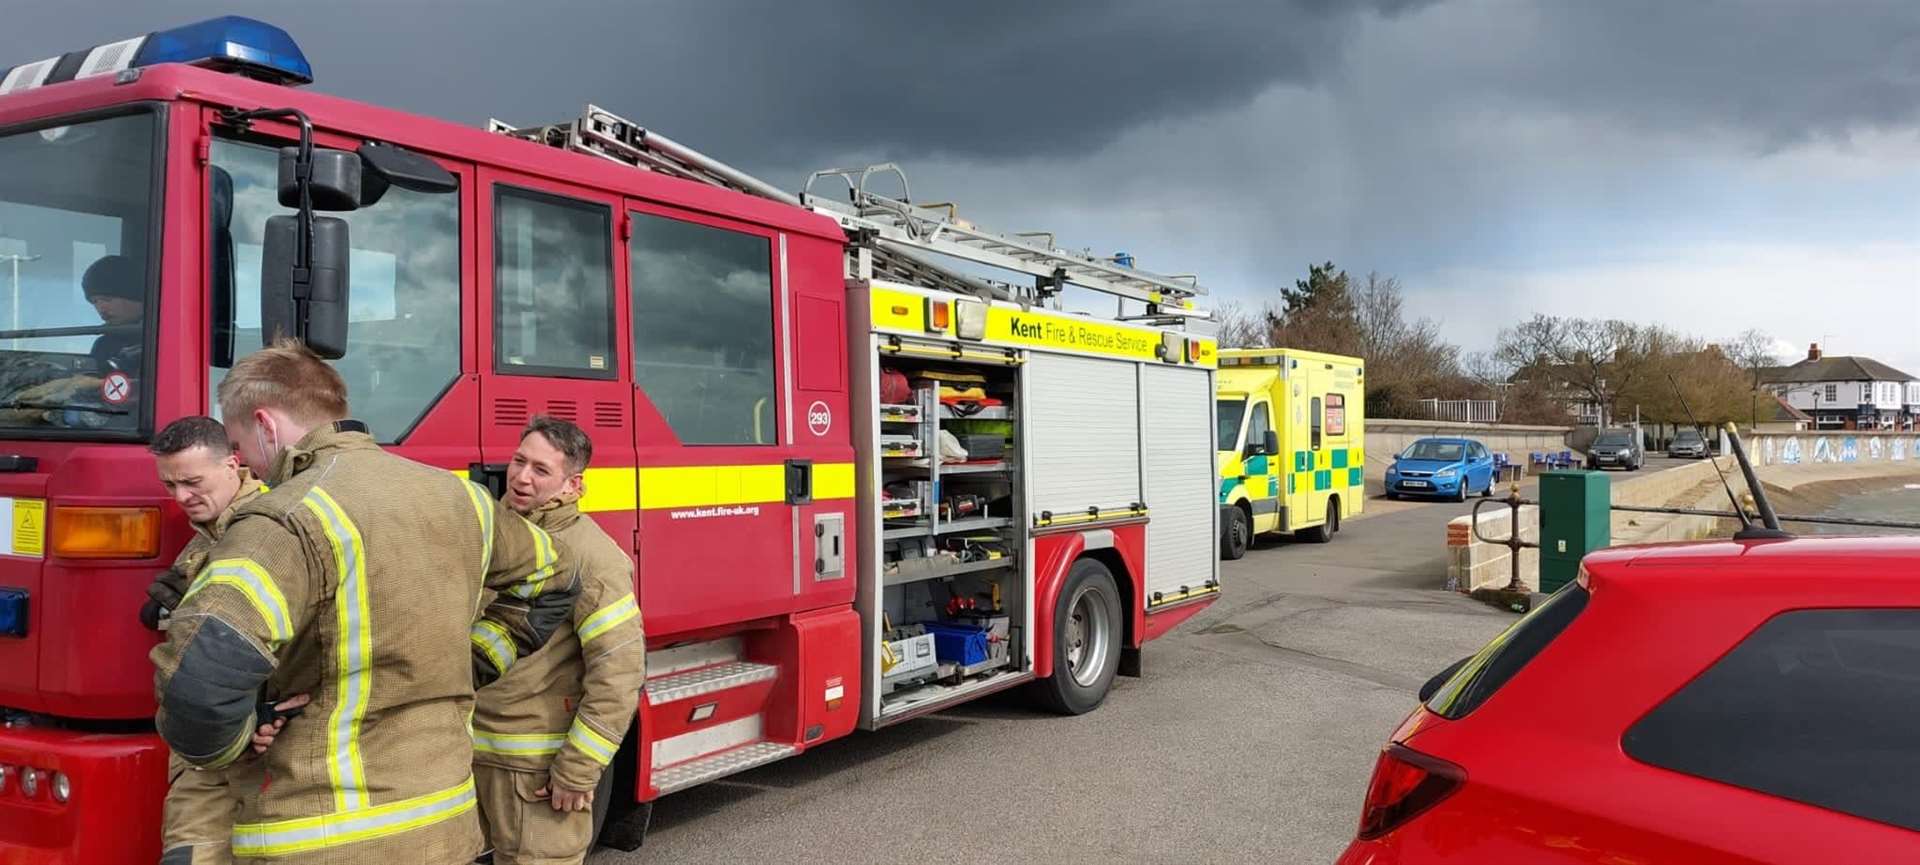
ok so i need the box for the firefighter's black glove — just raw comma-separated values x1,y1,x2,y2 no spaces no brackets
139,597,168,631
254,694,306,728
474,652,503,690
141,574,186,630
523,576,580,650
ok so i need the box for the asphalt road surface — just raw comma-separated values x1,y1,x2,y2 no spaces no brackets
598,461,1689,865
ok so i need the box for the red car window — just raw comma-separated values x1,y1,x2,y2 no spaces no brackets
1425,584,1589,720
1623,609,1920,833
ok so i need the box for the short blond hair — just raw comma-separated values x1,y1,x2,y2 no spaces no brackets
218,339,349,426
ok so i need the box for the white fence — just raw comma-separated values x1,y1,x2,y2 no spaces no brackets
1420,399,1500,424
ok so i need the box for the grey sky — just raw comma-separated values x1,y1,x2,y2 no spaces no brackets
6,1,1918,373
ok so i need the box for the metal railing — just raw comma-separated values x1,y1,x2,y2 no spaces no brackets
1421,398,1500,424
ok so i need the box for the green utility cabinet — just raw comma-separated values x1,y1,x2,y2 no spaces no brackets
1539,470,1610,592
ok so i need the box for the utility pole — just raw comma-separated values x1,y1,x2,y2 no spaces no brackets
0,253,40,350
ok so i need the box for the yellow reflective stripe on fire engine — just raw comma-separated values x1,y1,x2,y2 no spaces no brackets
457,463,858,514
567,717,618,766
627,463,856,512
184,558,292,647
579,466,636,512
230,776,477,857
578,594,638,645
461,479,495,574
301,487,372,813
507,520,560,600
471,730,566,756
469,619,515,676
813,463,855,500
868,284,1218,368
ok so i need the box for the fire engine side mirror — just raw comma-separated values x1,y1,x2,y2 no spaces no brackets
259,214,351,359
356,141,458,207
277,146,362,212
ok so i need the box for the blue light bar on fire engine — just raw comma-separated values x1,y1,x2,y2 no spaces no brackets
0,16,311,97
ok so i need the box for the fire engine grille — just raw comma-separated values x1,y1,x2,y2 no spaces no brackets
545,400,579,422
493,398,529,427
595,401,624,428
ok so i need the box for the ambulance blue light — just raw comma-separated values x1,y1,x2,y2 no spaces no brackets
132,16,312,85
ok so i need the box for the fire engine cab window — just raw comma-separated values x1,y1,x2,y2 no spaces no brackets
628,212,776,445
0,111,159,436
209,137,460,443
493,188,615,378
1623,609,1920,832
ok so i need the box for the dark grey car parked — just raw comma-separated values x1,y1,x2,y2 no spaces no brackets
1668,428,1709,459
1588,428,1644,470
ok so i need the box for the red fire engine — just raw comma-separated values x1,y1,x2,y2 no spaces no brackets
0,18,1221,861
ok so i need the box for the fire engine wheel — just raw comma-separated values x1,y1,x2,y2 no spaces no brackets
589,760,617,845
1032,558,1123,715
1222,508,1250,560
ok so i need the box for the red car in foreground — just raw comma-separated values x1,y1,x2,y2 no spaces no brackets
1339,536,1920,864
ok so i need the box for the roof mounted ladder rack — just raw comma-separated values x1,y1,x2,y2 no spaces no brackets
489,104,1207,318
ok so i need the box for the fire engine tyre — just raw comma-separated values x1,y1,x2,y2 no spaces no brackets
589,758,617,847
1033,559,1123,715
1222,508,1250,560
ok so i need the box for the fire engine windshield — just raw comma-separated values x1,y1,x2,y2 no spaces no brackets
0,110,159,436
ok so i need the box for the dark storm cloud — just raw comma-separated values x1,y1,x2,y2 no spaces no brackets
3,0,1428,169
7,2,1916,167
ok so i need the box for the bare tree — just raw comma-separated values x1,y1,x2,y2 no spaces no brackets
1495,315,1669,428
1213,300,1271,349
1723,328,1783,425
1726,328,1782,375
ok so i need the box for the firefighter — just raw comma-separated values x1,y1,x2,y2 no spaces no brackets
474,417,644,865
151,340,580,865
144,416,263,865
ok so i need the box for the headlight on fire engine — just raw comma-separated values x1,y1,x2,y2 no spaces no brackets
52,771,70,802
20,767,39,798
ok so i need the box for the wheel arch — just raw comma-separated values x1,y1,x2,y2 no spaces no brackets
1032,526,1146,680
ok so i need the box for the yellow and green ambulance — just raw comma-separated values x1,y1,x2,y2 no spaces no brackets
1215,348,1365,559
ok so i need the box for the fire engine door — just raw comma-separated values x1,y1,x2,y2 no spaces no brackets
623,201,818,635
473,169,639,564
205,110,482,472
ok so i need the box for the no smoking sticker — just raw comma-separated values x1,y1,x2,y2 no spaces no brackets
101,372,131,405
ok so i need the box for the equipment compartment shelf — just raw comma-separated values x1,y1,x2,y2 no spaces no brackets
880,404,923,423
938,405,1011,421
880,516,1011,540
881,556,1015,587
939,461,1009,475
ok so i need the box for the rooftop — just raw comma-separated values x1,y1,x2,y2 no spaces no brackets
1757,355,1917,385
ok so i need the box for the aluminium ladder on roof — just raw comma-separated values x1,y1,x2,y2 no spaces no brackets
488,104,1208,319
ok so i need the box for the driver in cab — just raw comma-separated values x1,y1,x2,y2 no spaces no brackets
0,253,144,427
81,253,144,374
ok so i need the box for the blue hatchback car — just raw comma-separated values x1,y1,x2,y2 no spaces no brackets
1384,437,1496,501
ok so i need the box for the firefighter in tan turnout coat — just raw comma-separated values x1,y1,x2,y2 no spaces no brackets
473,417,644,864
143,416,264,865
151,342,580,865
